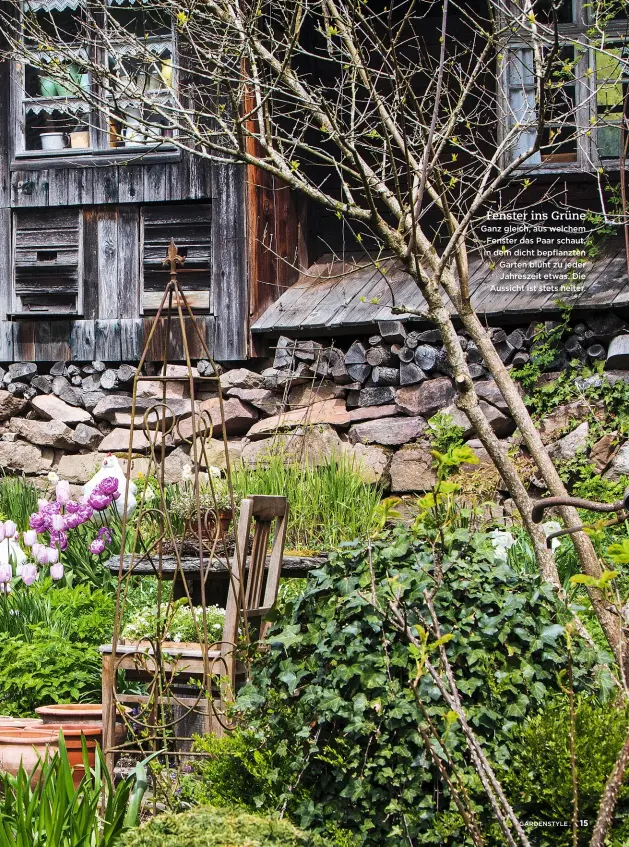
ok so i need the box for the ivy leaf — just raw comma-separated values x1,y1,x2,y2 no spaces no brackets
540,624,565,646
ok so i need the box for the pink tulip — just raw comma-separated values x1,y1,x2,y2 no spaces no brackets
51,514,65,532
46,547,59,565
21,564,38,586
3,521,16,539
0,525,6,543
31,543,44,559
50,563,64,581
23,530,37,547
37,499,48,510
89,538,106,555
36,548,49,566
56,480,71,505
0,564,11,584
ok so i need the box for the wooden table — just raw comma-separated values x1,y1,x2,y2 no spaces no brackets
105,553,326,605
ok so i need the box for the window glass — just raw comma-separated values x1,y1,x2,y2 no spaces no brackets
596,43,629,157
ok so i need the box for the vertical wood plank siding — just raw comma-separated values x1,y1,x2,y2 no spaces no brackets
212,163,248,361
0,63,302,362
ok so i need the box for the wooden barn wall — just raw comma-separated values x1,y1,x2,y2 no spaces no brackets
247,163,305,325
0,70,251,363
0,55,12,358
9,155,213,208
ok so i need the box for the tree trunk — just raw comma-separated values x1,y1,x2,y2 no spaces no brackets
434,274,626,672
418,284,558,580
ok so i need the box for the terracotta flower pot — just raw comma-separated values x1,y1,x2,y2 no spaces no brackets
40,723,102,782
0,718,43,730
36,703,106,724
41,720,127,766
36,703,130,733
0,728,58,779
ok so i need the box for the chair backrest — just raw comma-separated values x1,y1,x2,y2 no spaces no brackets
221,495,288,664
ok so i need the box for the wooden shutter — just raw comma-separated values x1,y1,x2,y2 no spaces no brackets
13,209,81,315
141,203,212,311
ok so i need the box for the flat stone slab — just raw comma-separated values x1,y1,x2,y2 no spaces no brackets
105,553,326,578
30,394,93,424
247,399,350,440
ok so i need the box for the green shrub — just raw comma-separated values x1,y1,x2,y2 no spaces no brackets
180,730,297,811
0,580,113,643
0,627,102,715
501,698,629,846
122,806,321,847
0,582,113,714
236,523,613,846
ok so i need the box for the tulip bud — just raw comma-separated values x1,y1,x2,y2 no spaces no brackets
0,564,11,584
23,530,37,547
0,525,6,543
51,514,65,532
50,563,64,581
56,480,71,506
46,547,59,565
4,521,17,539
20,564,38,586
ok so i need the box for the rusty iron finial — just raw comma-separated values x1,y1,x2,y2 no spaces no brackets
163,238,185,279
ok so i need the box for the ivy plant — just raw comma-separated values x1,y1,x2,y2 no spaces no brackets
237,522,613,846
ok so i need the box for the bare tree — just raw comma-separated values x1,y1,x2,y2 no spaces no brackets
3,0,628,664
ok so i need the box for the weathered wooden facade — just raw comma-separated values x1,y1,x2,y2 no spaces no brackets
0,3,304,363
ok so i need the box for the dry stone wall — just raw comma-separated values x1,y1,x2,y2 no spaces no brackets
0,313,628,495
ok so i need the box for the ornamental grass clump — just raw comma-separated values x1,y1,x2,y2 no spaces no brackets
231,454,381,553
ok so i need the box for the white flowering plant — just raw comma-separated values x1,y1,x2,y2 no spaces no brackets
122,599,225,644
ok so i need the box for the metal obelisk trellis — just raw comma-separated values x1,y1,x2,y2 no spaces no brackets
101,239,246,775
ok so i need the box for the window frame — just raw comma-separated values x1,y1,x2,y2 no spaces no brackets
498,0,629,173
11,0,180,162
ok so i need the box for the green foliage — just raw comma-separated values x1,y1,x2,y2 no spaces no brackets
0,580,113,643
179,730,295,812
122,598,225,643
237,523,612,846
0,627,102,715
0,734,144,847
0,582,113,715
231,455,381,553
502,698,629,846
122,806,322,847
512,305,572,389
427,412,466,453
0,475,40,530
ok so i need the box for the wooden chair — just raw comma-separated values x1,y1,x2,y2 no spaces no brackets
100,494,289,770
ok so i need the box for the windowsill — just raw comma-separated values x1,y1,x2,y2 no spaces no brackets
511,160,590,176
11,144,181,169
8,312,84,319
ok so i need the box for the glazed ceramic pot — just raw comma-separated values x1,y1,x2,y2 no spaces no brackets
40,132,67,151
0,728,58,778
